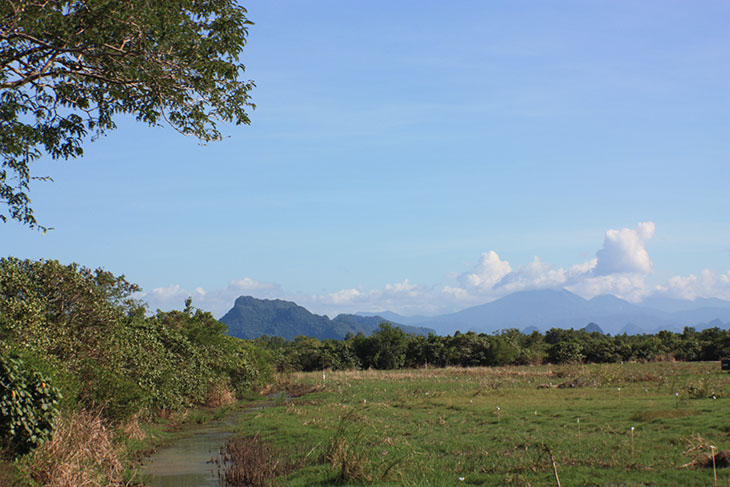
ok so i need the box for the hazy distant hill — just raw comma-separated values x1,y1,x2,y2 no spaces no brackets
641,296,730,313
330,313,434,337
388,289,730,335
219,296,433,340
581,322,605,334
355,310,432,325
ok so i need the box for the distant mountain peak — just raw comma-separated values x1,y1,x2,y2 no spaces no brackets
581,322,605,334
413,289,730,336
220,296,433,340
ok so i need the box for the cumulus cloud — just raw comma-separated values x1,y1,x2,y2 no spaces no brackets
140,221,729,318
142,277,282,316
458,251,512,290
440,222,658,304
495,257,567,293
592,221,655,276
146,284,207,309
306,279,439,315
566,274,649,303
653,269,730,300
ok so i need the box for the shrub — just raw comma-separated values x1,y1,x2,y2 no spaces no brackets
0,354,61,458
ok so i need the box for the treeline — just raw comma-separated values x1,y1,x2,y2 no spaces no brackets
0,258,271,461
256,323,730,372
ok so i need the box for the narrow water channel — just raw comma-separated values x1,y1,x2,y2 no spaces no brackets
139,402,273,487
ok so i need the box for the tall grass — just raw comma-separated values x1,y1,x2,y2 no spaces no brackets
217,434,302,487
27,409,124,487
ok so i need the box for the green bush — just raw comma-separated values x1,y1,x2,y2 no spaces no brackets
0,354,61,457
0,258,273,423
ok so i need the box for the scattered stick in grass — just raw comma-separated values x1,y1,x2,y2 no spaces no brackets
547,446,561,487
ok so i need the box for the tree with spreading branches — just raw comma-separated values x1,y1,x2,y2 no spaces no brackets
1,0,255,229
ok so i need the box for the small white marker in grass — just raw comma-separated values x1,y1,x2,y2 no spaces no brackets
710,445,718,487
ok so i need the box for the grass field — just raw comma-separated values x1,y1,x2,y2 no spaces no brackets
227,362,730,486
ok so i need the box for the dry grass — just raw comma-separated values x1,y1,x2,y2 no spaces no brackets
206,382,236,408
681,434,730,469
682,450,730,469
217,434,301,487
258,376,324,398
0,459,25,487
28,409,124,487
319,365,554,382
324,410,375,483
122,415,146,442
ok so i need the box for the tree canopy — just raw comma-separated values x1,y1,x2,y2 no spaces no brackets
1,0,255,228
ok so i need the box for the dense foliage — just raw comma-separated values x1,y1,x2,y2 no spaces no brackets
257,323,730,372
1,0,255,228
0,257,271,458
0,355,61,457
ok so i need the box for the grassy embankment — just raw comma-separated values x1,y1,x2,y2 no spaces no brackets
223,362,729,486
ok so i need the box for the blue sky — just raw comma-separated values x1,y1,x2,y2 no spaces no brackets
3,0,729,317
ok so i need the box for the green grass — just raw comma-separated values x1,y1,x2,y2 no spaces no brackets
230,362,730,486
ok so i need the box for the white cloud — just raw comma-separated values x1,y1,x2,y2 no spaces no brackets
458,251,512,290
438,222,657,304
495,256,567,293
228,277,280,293
305,279,439,316
592,221,655,276
566,274,649,302
142,277,282,316
385,278,419,294
323,288,364,305
654,269,730,300
140,221,729,319
146,284,207,309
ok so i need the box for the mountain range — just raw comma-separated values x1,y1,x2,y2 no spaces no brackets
219,291,730,340
405,289,730,335
219,296,434,340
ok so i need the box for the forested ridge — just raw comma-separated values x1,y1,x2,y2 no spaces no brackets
256,322,730,372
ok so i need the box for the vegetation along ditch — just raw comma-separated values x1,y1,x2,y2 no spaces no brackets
2,258,730,486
